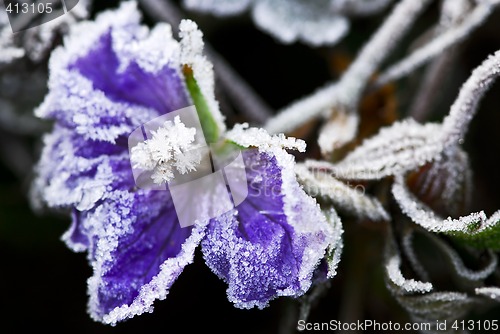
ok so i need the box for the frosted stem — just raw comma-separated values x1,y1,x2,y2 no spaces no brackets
265,0,433,134
441,49,500,147
373,2,498,88
139,0,273,123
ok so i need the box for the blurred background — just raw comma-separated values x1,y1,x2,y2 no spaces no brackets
1,0,500,333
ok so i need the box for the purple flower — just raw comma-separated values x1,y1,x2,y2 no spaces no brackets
33,2,338,324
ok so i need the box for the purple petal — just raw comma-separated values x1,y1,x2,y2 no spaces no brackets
35,2,190,144
71,31,189,115
86,189,206,324
202,148,334,309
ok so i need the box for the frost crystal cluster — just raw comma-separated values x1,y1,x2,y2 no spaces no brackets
130,116,202,184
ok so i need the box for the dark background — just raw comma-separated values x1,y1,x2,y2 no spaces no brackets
1,0,500,333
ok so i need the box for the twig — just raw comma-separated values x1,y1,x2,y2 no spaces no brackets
138,0,273,123
373,2,498,88
265,0,434,134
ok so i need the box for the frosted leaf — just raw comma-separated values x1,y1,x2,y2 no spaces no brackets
401,229,430,282
308,119,443,180
252,0,349,46
226,123,306,152
130,116,202,185
441,49,500,148
475,287,500,301
425,232,498,283
323,208,344,278
184,0,251,15
317,110,359,154
393,174,500,249
397,292,475,334
386,252,433,294
409,147,472,217
295,163,389,221
385,236,477,333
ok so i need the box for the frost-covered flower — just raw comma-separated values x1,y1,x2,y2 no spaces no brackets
33,1,338,324
183,0,393,46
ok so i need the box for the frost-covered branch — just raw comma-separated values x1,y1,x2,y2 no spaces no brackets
265,0,433,134
374,1,499,88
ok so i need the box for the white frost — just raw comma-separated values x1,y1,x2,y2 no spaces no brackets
226,123,306,152
130,116,202,184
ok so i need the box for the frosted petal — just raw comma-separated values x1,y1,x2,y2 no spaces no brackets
202,146,335,308
83,190,207,324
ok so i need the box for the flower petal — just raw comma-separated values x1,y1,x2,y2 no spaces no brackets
35,2,190,143
86,189,206,324
202,143,335,308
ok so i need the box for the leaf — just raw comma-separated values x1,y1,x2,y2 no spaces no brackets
406,146,472,218
308,119,443,180
404,228,497,285
323,208,344,278
385,233,478,333
295,163,389,221
475,287,500,302
392,174,500,250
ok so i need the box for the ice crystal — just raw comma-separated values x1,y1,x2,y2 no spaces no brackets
130,116,202,184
